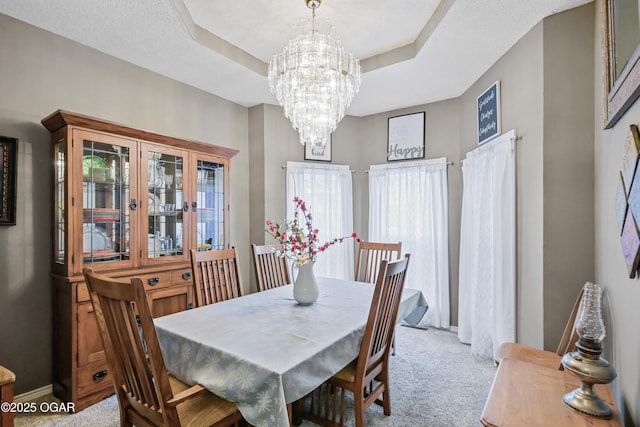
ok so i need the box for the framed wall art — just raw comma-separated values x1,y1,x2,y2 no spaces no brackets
477,81,501,145
0,136,18,226
387,111,425,162
304,137,332,162
602,0,640,128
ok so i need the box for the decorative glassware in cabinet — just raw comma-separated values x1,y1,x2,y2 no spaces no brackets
82,139,131,264
147,151,184,259
195,160,225,251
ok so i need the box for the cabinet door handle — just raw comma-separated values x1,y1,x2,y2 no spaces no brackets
192,201,198,212
148,277,160,286
93,370,108,381
183,201,189,212
130,199,137,211
182,272,192,280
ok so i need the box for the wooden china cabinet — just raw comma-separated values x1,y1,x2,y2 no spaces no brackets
42,110,238,411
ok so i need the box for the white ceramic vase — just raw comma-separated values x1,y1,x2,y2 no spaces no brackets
293,261,319,305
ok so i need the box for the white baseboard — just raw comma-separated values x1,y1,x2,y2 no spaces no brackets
14,384,52,403
450,325,458,333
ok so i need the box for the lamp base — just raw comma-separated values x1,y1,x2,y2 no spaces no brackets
561,349,617,419
562,386,613,418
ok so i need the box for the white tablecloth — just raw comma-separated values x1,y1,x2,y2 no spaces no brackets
154,277,427,427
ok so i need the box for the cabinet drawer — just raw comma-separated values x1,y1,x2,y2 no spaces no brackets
172,269,193,284
140,272,172,290
148,284,194,318
77,361,113,398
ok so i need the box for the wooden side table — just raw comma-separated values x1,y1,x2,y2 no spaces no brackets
481,357,622,427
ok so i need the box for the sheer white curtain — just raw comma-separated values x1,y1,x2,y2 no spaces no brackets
286,161,355,279
368,158,450,329
458,130,516,360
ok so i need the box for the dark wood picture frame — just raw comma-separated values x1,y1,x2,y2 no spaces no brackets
387,111,425,162
602,0,640,128
0,136,18,225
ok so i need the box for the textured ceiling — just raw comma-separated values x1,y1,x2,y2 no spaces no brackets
0,0,592,117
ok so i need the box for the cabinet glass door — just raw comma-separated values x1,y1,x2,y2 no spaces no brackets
194,158,226,251
79,131,136,271
143,146,188,263
53,136,67,269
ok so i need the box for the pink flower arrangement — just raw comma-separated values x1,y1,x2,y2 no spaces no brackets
266,197,360,267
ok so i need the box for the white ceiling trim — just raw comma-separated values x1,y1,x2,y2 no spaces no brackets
171,0,456,76
170,0,267,76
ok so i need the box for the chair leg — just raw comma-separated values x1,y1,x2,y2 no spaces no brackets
0,381,15,427
354,387,365,427
381,366,391,416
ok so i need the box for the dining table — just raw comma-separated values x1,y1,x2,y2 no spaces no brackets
154,277,428,427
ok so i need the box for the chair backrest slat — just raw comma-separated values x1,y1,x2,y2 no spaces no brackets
355,241,402,284
357,255,410,379
252,244,291,292
556,286,586,356
191,248,244,307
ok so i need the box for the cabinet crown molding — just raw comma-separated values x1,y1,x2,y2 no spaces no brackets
42,109,239,158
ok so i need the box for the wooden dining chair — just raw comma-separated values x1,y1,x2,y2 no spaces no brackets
190,248,244,307
0,365,15,427
82,267,244,427
299,254,411,427
355,241,402,284
496,285,585,369
251,243,291,292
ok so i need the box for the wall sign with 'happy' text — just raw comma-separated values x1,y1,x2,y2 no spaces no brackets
477,81,501,145
387,111,425,162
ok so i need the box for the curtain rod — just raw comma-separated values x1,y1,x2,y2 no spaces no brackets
460,135,522,165
364,160,454,173
281,160,454,173
281,164,356,173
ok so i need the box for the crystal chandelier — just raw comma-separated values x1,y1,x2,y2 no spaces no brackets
268,0,361,147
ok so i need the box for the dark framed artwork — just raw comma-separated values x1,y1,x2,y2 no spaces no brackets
387,111,425,162
0,136,18,225
304,136,332,162
602,0,640,128
477,81,501,145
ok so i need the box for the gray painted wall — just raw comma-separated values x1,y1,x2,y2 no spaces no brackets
0,13,251,394
542,6,595,351
459,18,547,348
595,0,640,423
455,5,595,350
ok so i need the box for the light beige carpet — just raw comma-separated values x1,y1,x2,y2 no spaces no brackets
15,326,497,426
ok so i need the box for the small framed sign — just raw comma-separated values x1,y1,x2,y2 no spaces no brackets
304,136,332,162
387,111,425,162
477,81,501,145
